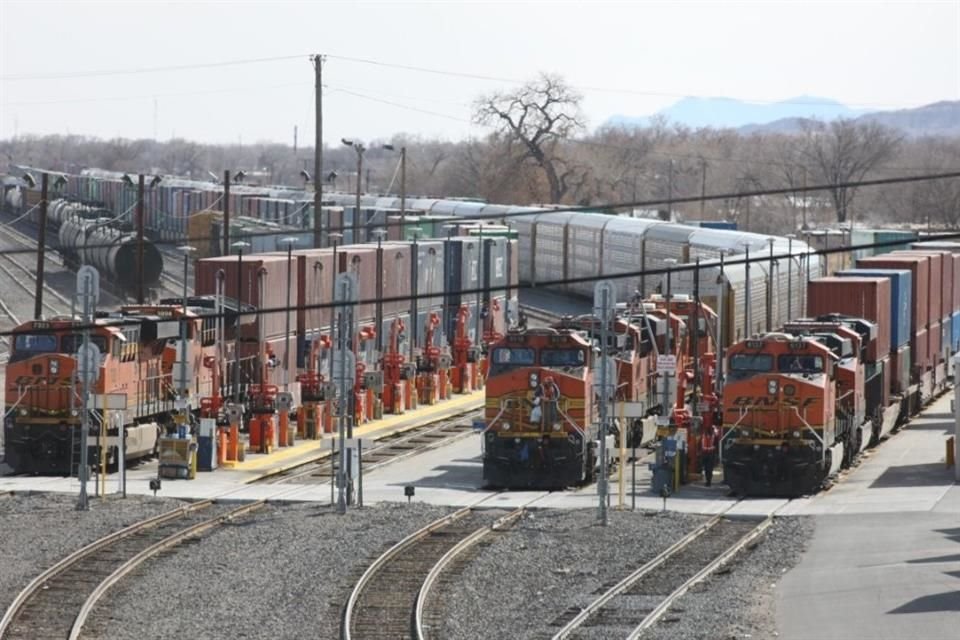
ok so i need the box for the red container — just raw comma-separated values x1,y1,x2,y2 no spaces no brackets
857,255,930,332
381,243,413,319
953,255,960,314
893,250,948,322
889,344,910,394
929,320,942,369
292,248,335,337
807,277,891,362
195,254,299,341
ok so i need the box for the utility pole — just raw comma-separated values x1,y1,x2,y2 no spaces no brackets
223,170,231,256
313,54,325,249
801,166,808,229
136,174,145,304
699,159,707,219
667,159,674,222
34,172,48,319
400,146,406,228
594,281,615,527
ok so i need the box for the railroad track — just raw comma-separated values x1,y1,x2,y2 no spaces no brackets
342,494,546,640
548,507,777,639
257,409,483,485
0,499,265,640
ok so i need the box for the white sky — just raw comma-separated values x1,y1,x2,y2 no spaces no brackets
1,0,957,145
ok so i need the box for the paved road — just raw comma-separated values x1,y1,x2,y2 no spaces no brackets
777,392,960,640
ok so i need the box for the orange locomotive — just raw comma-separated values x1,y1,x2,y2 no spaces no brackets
721,333,849,496
3,306,216,474
481,327,596,489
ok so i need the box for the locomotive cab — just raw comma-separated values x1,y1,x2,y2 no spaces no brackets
721,333,843,497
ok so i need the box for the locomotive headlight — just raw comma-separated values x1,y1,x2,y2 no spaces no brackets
529,372,539,389
19,408,27,416
767,380,778,395
552,423,562,431
792,430,801,438
49,359,59,375
71,409,79,417
501,422,511,431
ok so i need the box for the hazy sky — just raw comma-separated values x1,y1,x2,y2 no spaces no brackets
1,0,957,146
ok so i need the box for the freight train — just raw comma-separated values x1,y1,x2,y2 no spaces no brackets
720,242,960,496
3,306,216,474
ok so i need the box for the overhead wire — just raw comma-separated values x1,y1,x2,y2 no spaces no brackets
2,229,959,339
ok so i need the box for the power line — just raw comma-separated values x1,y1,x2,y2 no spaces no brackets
0,54,310,81
2,230,958,339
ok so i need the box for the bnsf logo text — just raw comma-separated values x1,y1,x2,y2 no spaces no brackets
730,396,817,408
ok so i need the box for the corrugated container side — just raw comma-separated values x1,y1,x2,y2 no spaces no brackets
836,268,911,350
892,250,945,322
890,345,910,395
944,316,952,358
807,277,891,361
953,310,960,352
856,256,930,331
531,214,573,286
913,328,929,376
337,246,378,323
880,356,891,408
381,243,412,320
195,255,297,342
567,217,608,298
929,320,942,369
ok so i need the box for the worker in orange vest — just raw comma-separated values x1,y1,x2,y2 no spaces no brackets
700,424,720,487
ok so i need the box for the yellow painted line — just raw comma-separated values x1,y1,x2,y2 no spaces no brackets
228,390,486,474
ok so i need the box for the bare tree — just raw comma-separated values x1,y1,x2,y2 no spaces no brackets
800,119,902,224
473,73,585,203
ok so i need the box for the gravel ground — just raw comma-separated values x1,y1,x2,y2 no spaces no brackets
434,508,710,640
0,492,185,615
87,501,454,640
645,516,816,640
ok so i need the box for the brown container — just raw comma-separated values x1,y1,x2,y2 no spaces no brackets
953,255,960,315
195,254,299,342
889,344,910,394
292,248,336,337
892,250,947,322
857,255,930,331
807,277,891,362
381,243,413,319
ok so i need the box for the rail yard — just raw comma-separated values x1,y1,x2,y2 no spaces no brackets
1,166,958,640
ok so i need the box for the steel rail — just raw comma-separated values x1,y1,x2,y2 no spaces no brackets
67,500,266,640
413,507,528,640
550,510,730,640
0,500,214,637
626,515,777,638
341,491,522,640
0,253,73,309
341,505,476,640
257,407,482,485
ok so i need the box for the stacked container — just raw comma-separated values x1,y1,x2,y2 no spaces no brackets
807,277,892,362
836,268,912,394
444,237,481,345
857,254,931,378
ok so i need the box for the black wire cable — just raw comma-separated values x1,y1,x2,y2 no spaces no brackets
2,231,957,339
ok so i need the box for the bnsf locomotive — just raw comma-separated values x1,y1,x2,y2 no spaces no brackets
4,307,216,474
482,328,596,489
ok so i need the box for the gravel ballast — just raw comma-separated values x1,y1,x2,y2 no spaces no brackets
88,501,454,640
645,516,815,640
434,508,710,640
0,492,184,614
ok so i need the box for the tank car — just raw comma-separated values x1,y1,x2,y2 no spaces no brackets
481,328,596,489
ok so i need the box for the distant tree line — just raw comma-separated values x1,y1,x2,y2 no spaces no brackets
2,73,958,232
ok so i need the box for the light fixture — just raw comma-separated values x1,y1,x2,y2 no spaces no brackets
22,172,36,188
149,175,162,188
326,171,338,183
299,170,311,183
121,174,134,187
207,171,220,183
233,170,247,183
341,138,354,147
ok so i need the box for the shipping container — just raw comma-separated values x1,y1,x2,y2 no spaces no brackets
807,277,891,362
874,230,918,254
443,237,480,343
194,254,299,343
836,268,911,350
336,245,379,324
856,255,930,333
889,345,910,395
930,320,942,369
953,311,960,353
891,250,948,322
914,328,929,376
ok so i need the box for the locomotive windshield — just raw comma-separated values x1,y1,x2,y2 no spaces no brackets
540,349,586,367
61,334,109,354
778,354,824,374
13,334,58,354
728,353,774,380
489,347,536,376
